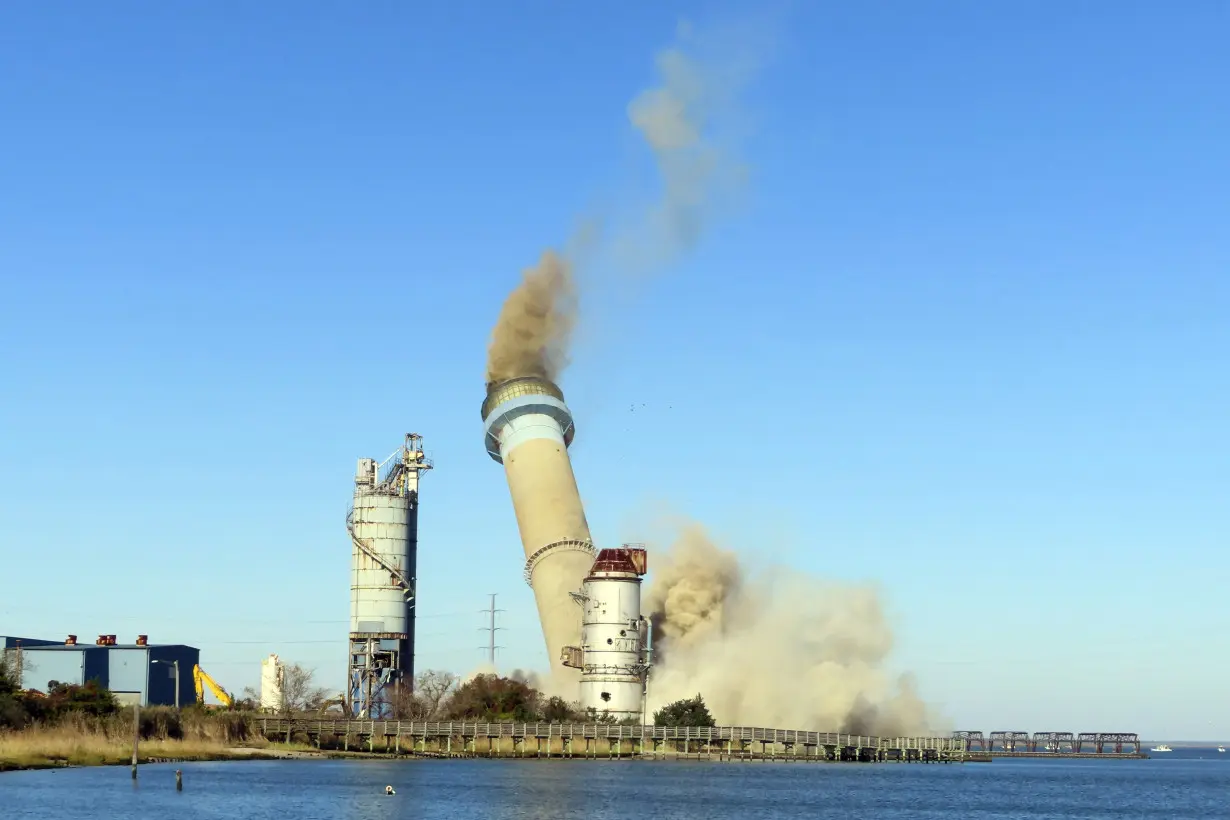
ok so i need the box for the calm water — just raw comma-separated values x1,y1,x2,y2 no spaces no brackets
3,752,1228,819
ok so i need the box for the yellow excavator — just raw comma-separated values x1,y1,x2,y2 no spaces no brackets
192,664,234,708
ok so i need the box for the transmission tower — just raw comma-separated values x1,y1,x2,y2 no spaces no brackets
478,593,506,666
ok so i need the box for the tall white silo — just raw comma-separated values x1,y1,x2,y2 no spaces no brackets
346,434,432,719
260,653,284,712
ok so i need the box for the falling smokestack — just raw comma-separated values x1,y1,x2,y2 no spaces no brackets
481,376,595,683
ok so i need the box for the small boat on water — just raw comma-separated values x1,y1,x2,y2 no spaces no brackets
1218,746,1225,753
1150,744,1173,752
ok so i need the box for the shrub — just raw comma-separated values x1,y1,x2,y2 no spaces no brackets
653,694,716,728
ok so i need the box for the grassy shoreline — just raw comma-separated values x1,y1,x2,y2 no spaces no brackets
0,708,346,773
0,731,328,773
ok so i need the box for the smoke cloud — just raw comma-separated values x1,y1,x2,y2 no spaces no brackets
644,522,941,735
484,23,753,384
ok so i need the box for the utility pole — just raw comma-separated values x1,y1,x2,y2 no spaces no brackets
477,593,505,666
131,698,139,780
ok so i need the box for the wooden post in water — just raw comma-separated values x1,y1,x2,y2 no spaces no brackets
131,700,140,779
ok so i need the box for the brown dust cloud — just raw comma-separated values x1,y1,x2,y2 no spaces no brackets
643,523,943,734
484,22,748,385
480,21,941,732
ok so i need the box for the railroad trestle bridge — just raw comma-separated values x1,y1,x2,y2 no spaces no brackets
255,718,967,763
953,731,1144,756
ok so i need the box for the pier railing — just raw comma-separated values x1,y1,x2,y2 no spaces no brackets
255,718,965,755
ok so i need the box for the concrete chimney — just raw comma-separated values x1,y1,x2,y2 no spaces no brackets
481,376,595,683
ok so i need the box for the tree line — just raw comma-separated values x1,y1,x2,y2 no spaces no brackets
2,653,717,729
388,669,716,727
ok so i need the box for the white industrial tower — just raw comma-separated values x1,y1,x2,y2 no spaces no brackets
563,545,653,721
346,433,432,718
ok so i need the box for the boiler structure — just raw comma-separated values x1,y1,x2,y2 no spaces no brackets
563,546,652,720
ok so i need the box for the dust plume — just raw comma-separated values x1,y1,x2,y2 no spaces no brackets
615,24,753,273
644,522,940,735
485,249,577,384
484,22,758,384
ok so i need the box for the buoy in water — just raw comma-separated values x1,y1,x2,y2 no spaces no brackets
385,785,396,795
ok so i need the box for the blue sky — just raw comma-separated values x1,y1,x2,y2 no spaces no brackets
1,2,1226,739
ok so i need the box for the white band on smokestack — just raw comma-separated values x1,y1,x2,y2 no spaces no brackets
484,393,575,462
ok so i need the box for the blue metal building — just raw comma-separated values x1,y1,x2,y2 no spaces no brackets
1,634,199,707
1,636,60,650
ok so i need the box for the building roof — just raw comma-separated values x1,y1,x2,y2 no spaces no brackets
0,636,62,649
2,636,197,651
17,643,197,651
588,547,649,576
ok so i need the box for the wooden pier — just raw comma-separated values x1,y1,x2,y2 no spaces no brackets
254,719,967,763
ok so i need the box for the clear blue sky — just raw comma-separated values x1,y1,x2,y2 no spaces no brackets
1,2,1226,740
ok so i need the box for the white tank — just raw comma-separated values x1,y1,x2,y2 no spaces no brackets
572,547,650,720
260,653,284,712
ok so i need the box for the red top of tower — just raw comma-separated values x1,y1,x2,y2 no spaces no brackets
588,546,648,576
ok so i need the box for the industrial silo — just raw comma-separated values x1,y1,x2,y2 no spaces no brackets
346,434,432,718
260,653,284,712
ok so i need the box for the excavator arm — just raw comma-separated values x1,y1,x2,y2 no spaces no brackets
192,664,234,708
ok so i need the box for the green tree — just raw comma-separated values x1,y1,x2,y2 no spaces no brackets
0,652,17,695
0,651,25,729
653,694,716,727
442,674,542,721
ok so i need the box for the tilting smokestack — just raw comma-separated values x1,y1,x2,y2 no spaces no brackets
481,376,595,682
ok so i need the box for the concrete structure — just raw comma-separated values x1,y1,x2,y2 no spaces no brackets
562,546,652,720
260,653,284,712
347,434,432,719
481,377,596,683
3,634,197,707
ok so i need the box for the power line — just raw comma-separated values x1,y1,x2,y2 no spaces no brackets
206,630,458,646
477,593,505,666
0,612,483,627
